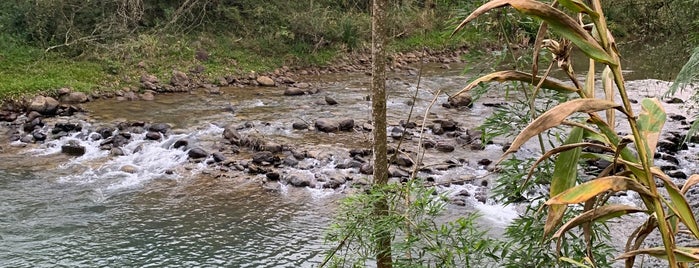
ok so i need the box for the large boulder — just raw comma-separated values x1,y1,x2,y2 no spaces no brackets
29,96,59,115
256,76,275,87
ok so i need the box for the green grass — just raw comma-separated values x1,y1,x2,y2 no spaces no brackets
0,39,114,98
0,23,485,100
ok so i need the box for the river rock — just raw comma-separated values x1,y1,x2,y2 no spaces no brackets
292,122,308,130
174,139,189,149
315,119,339,132
257,76,275,87
62,140,86,156
266,172,280,181
393,155,414,167
338,119,354,131
287,175,311,187
171,70,190,87
140,91,155,101
148,123,171,134
32,130,47,141
252,151,277,165
478,159,492,166
223,126,242,143
212,152,226,162
120,165,138,173
59,92,89,104
141,74,160,90
436,142,455,153
360,163,374,175
188,147,209,159
29,96,59,115
439,119,458,132
325,96,338,105
389,166,410,178
284,87,306,96
145,131,162,140
444,93,473,108
0,110,17,122
432,124,444,135
110,148,125,156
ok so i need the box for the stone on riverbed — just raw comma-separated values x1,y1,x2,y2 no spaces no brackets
29,96,59,115
284,87,306,96
257,76,275,87
188,147,209,159
62,140,86,156
315,119,339,132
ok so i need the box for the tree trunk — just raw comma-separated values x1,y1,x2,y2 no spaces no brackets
371,0,392,267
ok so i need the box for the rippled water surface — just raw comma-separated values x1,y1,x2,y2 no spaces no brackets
0,170,334,267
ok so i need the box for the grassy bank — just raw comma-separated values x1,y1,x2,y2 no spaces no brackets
0,1,494,100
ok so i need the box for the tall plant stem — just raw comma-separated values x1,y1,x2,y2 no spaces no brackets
611,65,677,267
371,0,392,267
588,0,677,263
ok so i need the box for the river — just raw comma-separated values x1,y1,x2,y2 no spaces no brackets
0,41,694,267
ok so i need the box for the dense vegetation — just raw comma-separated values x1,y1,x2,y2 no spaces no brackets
0,0,484,98
0,0,696,99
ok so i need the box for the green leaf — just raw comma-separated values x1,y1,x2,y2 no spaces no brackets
546,176,655,205
451,0,616,65
655,171,699,240
544,127,584,237
502,99,621,160
636,98,666,162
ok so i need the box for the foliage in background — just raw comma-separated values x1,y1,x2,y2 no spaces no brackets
603,0,699,42
453,0,699,267
0,0,473,98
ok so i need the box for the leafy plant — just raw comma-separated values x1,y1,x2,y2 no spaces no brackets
452,0,699,267
323,180,504,267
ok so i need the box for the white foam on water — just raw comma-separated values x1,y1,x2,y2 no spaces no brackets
36,124,225,195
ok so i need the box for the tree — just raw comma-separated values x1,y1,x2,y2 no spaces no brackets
371,0,392,267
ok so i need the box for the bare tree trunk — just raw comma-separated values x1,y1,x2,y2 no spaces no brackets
371,0,392,267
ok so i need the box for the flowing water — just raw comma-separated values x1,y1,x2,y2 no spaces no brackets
0,42,694,267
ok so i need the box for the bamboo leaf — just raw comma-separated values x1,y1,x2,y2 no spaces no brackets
681,174,699,195
546,176,655,205
544,127,584,238
655,171,699,239
583,58,595,98
527,141,614,185
636,98,666,161
602,66,615,130
616,247,699,262
454,70,578,98
451,0,616,65
554,205,646,253
502,99,621,158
